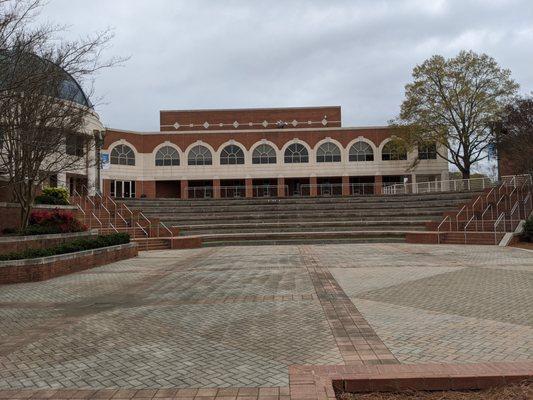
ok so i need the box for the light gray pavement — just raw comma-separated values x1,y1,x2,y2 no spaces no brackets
0,243,532,390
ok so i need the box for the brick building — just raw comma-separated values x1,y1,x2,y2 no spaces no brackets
101,106,449,199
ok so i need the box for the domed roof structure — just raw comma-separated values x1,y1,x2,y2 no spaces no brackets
0,50,92,108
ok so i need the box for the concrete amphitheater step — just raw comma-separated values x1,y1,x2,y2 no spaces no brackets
197,230,408,246
121,191,480,207
158,209,449,226
126,199,472,214
176,220,428,235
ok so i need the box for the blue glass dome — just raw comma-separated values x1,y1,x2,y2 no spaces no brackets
0,50,92,108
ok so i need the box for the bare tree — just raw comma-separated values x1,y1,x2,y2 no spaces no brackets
390,50,519,179
0,0,126,229
496,95,533,177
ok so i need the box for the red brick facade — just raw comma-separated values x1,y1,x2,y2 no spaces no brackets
160,106,341,131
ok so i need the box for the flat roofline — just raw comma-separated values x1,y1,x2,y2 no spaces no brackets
159,105,341,113
105,125,390,135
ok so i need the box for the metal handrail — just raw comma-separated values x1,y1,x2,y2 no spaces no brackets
139,212,152,235
455,205,468,230
494,212,506,245
471,195,483,214
524,192,532,218
91,211,103,229
81,185,97,209
464,215,477,244
109,222,119,233
437,215,451,244
349,183,375,196
121,203,134,225
481,204,493,230
485,186,496,204
384,176,494,196
509,201,520,231
496,195,506,217
135,221,148,237
159,221,173,237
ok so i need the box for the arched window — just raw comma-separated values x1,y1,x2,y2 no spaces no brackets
110,144,135,165
284,143,309,163
316,142,341,162
188,145,212,166
252,144,276,164
155,146,180,166
418,143,437,160
220,144,245,165
349,142,374,161
382,141,407,161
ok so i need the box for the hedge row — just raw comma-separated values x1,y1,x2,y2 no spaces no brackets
0,233,130,261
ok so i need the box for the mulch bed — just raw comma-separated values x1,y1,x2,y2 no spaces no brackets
337,380,531,400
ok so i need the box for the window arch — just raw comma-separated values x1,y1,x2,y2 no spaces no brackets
155,146,180,166
252,144,276,164
381,141,407,161
110,144,135,166
188,145,212,166
349,141,374,162
284,143,309,163
220,144,245,165
316,142,341,162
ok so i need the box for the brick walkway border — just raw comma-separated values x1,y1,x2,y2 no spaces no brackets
289,361,533,400
299,246,398,366
0,386,290,400
2,362,531,399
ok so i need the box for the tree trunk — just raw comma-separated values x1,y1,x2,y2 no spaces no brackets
462,170,471,180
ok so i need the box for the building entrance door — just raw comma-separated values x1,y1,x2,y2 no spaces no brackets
110,180,136,198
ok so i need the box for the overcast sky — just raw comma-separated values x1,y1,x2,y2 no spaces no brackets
38,0,533,132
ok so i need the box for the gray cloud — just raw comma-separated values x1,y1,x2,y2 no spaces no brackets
38,0,533,131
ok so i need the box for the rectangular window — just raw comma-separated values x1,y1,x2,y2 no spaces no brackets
66,135,85,157
419,143,437,160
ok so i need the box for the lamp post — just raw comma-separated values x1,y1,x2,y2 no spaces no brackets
93,129,106,195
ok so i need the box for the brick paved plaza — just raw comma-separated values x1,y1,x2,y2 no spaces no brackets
0,244,532,395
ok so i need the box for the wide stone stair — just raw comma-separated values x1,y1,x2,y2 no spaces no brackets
121,192,480,247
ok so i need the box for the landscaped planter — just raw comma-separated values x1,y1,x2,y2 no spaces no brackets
0,230,98,255
0,242,138,284
0,202,78,232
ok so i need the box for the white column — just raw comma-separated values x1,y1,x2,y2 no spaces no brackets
411,174,417,194
87,142,97,196
57,172,67,189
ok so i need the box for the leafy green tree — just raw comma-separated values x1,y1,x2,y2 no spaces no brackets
390,50,519,179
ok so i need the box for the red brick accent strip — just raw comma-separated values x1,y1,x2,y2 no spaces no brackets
0,243,138,284
171,236,202,249
299,246,398,366
405,232,439,244
289,362,533,400
0,386,291,399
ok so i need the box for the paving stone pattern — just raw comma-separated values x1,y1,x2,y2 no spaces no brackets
0,243,532,391
326,244,533,364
